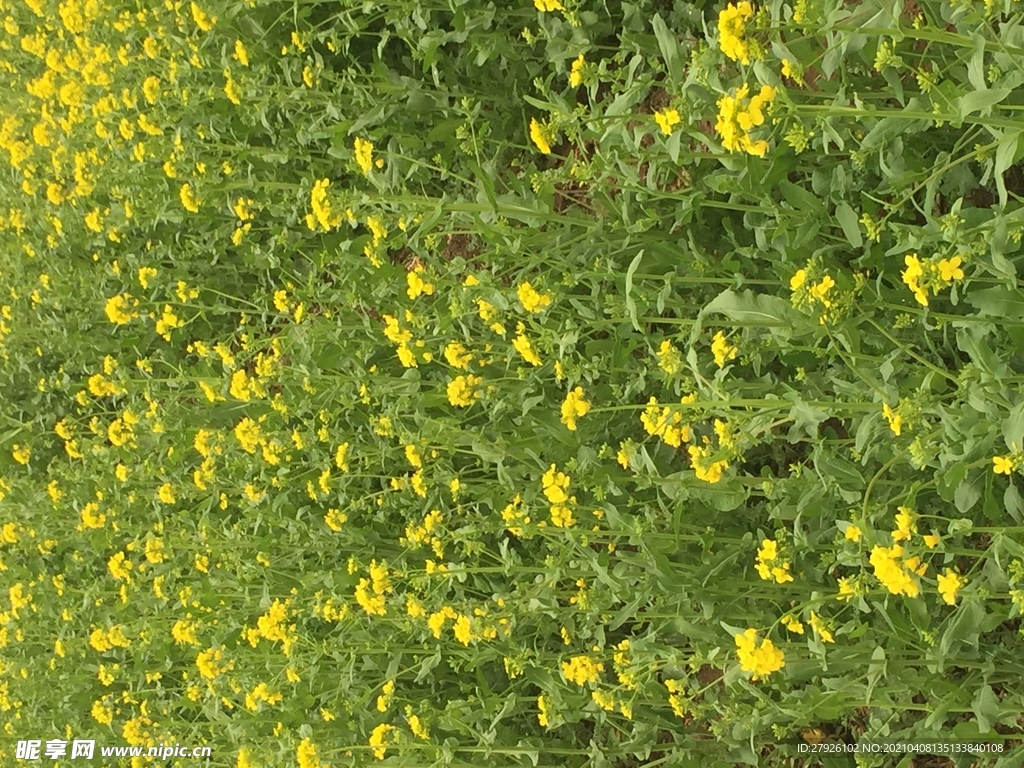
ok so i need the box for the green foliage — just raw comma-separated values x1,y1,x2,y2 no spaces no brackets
2,0,1024,765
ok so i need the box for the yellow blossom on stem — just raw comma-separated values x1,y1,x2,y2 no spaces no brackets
937,569,964,605
529,118,552,155
717,1,754,64
654,108,681,136
734,628,784,680
560,386,590,430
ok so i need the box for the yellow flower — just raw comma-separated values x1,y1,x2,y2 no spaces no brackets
534,0,564,11
190,2,217,31
376,679,395,712
296,738,324,768
717,1,754,65
937,569,964,605
562,655,605,686
234,40,249,66
870,544,921,598
711,331,738,368
560,386,590,430
354,137,374,176
994,455,1015,475
179,182,201,213
138,267,157,289
447,374,483,407
569,54,585,87
11,445,30,465
754,538,793,584
157,483,176,505
937,256,964,282
734,628,785,680
368,724,395,760
781,615,804,634
789,269,807,291
529,118,552,155
108,551,132,582
656,339,683,374
844,525,862,542
518,282,552,313
512,330,542,366
105,294,137,324
892,506,916,542
407,267,434,299
808,611,834,643
224,70,241,105
781,58,803,83
537,694,552,727
654,108,681,136
882,403,902,436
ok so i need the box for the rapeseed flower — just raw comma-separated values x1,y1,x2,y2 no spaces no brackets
656,339,683,373
296,738,324,768
529,118,552,154
711,330,738,367
306,179,342,231
688,444,729,483
562,655,604,686
447,374,483,407
937,569,964,605
179,183,201,213
715,84,777,157
808,611,834,643
368,724,395,760
994,455,1016,474
654,108,681,136
569,54,585,87
518,281,552,312
870,544,925,598
190,2,216,31
354,137,373,175
196,648,228,680
735,627,784,680
754,538,793,584
717,1,754,64
560,386,590,430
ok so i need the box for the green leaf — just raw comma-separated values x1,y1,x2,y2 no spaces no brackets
865,646,886,704
958,88,1012,120
1002,401,1024,452
939,597,984,657
968,33,988,92
954,473,982,513
624,249,644,333
834,201,863,248
651,14,682,83
972,683,1000,733
965,286,1024,318
994,131,1022,208
698,288,804,339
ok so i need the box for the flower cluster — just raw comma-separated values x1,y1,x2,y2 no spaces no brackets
715,84,776,157
354,561,392,616
789,260,846,324
754,538,794,584
562,655,604,686
640,395,696,448
734,628,784,680
711,331,738,368
560,386,590,431
542,464,576,527
901,253,966,306
717,1,755,65
870,544,927,598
